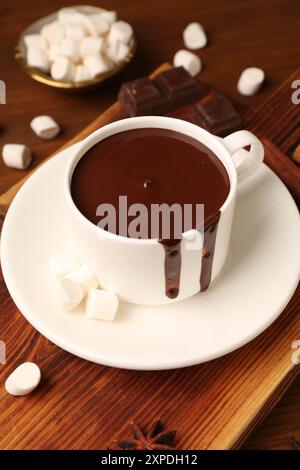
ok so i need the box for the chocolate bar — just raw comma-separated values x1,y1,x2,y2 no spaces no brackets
154,66,208,108
118,77,169,117
118,67,208,117
188,94,242,136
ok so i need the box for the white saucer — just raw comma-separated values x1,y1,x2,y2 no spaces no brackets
1,144,300,370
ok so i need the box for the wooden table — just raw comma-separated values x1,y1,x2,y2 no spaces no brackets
0,0,299,450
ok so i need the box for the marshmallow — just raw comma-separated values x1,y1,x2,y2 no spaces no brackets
58,7,85,26
65,23,86,42
237,67,265,96
291,349,300,365
65,265,98,294
51,57,76,81
173,49,201,76
27,47,50,73
105,40,118,62
59,38,80,63
30,115,60,139
52,278,84,311
2,144,32,170
84,14,109,36
100,10,117,27
80,37,103,59
116,43,130,62
106,41,129,63
108,21,133,45
84,55,109,78
183,22,207,50
5,363,41,396
85,289,119,321
48,253,80,278
48,43,60,62
41,21,65,44
74,64,92,82
24,34,47,50
292,339,300,350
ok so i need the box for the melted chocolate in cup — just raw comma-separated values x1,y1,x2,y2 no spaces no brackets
71,128,230,300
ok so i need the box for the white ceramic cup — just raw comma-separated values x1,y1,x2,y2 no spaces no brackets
65,116,264,305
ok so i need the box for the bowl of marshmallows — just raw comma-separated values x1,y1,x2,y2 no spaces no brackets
15,5,136,90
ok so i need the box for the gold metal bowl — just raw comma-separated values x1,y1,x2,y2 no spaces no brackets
15,5,137,91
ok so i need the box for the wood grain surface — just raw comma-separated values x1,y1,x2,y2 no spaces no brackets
0,0,300,450
1,61,300,449
1,0,300,196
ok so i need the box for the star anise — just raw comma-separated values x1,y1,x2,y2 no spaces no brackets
290,437,300,450
109,420,176,450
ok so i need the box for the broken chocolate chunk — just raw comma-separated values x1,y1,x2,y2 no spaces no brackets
154,66,208,108
118,77,169,117
188,94,242,136
118,67,209,117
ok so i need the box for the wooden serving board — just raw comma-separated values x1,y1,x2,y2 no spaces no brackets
0,64,299,450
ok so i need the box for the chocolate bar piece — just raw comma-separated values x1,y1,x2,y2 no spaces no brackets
118,67,208,117
188,94,242,136
118,77,169,117
154,66,208,108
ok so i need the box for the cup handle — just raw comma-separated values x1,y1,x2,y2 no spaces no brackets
222,130,264,183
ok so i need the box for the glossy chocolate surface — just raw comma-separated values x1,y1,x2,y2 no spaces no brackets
154,66,208,108
118,77,169,117
71,128,230,298
189,94,242,136
119,67,208,117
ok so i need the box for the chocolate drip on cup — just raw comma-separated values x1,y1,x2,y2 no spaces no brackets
200,213,220,292
71,128,229,301
159,211,220,300
159,238,182,299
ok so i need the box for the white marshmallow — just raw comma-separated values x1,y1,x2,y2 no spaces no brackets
100,10,117,27
65,265,98,294
108,21,133,45
41,21,65,44
80,37,103,59
106,40,129,63
58,7,85,26
237,67,265,96
52,278,84,311
173,49,201,76
65,23,86,42
24,34,47,50
116,43,130,62
183,22,207,50
2,144,32,170
48,43,60,62
291,349,300,365
59,38,80,63
30,115,60,139
84,55,109,78
84,14,109,36
5,363,41,396
105,41,129,63
74,65,92,82
48,253,80,278
27,47,50,73
85,289,119,321
105,40,118,62
51,57,76,81
292,339,300,350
